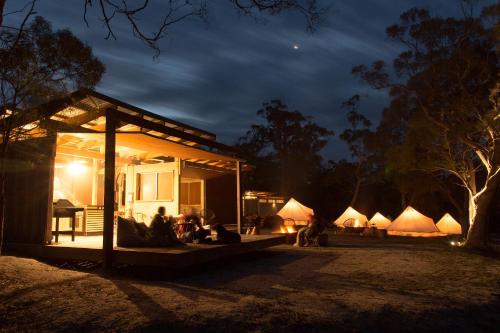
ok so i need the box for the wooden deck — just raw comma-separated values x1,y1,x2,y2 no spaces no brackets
6,234,286,268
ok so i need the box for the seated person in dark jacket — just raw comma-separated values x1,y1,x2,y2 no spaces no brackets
192,215,211,243
295,215,325,247
150,206,183,246
303,219,325,246
178,215,211,243
212,223,241,244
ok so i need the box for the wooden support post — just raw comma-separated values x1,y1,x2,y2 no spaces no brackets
242,195,246,219
177,158,182,215
236,161,241,234
45,134,57,245
103,108,116,269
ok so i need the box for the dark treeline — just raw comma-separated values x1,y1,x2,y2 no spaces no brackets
238,3,500,248
237,98,460,224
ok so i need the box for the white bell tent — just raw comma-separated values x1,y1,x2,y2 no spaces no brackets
436,213,462,235
387,206,442,237
368,212,392,229
277,198,314,226
333,207,368,228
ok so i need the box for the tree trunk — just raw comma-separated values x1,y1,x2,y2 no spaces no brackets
0,172,4,255
280,159,287,196
0,146,6,255
400,192,406,210
465,172,500,249
349,162,362,207
350,177,361,208
0,0,5,26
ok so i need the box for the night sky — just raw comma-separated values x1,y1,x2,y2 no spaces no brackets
6,1,472,159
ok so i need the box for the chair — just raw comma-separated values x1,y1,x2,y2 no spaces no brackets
199,209,216,226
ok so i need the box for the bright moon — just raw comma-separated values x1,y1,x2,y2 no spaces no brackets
293,44,299,50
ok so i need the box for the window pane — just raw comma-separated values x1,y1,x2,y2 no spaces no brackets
189,182,201,205
180,182,189,205
158,172,173,201
140,173,157,201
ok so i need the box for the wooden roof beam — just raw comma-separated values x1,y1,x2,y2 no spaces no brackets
84,89,216,140
115,110,238,154
183,161,235,174
1,90,89,130
65,107,106,126
56,145,129,164
42,119,98,133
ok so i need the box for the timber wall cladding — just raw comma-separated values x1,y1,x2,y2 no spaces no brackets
5,137,56,244
206,174,236,225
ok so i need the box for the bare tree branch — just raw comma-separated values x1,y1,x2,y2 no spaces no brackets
231,0,326,31
1,0,37,50
79,0,325,55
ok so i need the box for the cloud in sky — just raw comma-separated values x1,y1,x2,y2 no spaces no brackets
4,0,476,159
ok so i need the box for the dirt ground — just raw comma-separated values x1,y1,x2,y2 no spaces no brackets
1,234,500,333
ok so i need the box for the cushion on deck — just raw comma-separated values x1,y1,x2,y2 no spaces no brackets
117,216,148,247
134,221,151,239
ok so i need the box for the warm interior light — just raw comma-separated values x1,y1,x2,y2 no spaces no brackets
67,161,87,176
1,109,13,120
22,122,37,130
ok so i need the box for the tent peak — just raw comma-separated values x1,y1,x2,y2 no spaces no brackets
387,206,440,237
277,198,314,226
371,212,390,219
436,213,462,235
334,206,368,227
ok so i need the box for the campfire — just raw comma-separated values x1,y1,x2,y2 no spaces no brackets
343,218,368,233
274,225,297,244
279,226,296,234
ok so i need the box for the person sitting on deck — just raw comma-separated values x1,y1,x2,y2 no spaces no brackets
212,223,241,244
190,215,211,243
150,206,184,246
177,214,211,244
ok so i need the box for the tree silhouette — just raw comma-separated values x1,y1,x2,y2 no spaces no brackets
0,16,105,253
339,95,373,207
238,100,333,198
354,4,499,248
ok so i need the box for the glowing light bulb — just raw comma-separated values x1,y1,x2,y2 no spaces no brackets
67,161,86,176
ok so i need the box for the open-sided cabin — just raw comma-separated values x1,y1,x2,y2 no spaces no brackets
4,90,283,267
242,191,286,219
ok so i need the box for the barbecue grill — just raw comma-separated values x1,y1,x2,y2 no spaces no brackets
53,199,84,243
